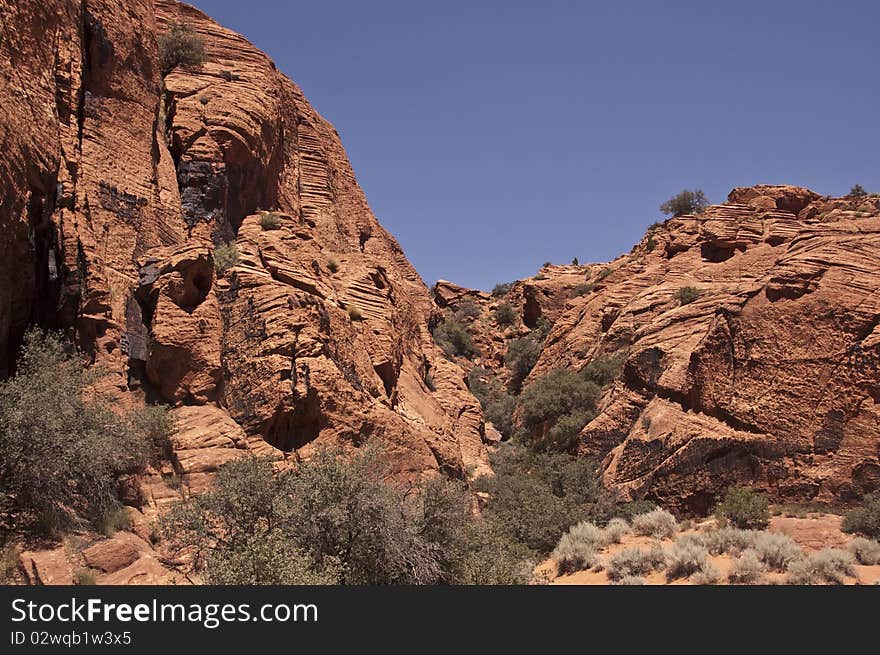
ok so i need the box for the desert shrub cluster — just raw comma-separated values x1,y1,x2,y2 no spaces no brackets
714,487,770,529
842,493,880,538
162,446,533,585
0,331,173,535
660,189,709,217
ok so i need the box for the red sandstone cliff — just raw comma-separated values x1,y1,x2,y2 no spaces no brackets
0,0,490,503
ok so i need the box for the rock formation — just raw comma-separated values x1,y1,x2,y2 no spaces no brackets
444,186,880,512
0,0,490,504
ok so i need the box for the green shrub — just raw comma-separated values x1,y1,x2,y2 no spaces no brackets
518,369,600,450
841,493,880,538
456,521,534,585
327,258,339,273
260,212,282,230
660,189,709,217
129,404,176,464
158,21,207,75
666,539,710,581
491,282,514,297
727,549,766,584
607,546,666,581
752,532,802,571
347,305,364,321
213,241,239,276
847,537,880,565
631,508,678,539
494,302,517,326
571,283,596,298
582,352,625,387
552,521,602,575
504,335,542,392
0,331,153,533
484,392,517,438
675,286,701,306
715,487,770,529
432,314,478,358
473,444,602,554
161,447,485,585
849,184,867,197
785,548,855,585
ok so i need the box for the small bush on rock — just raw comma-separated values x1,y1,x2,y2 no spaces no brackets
660,189,709,217
260,212,282,230
158,21,207,75
213,241,239,276
675,286,701,306
494,302,518,326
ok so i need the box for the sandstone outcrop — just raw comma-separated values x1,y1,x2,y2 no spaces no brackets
0,0,490,512
449,186,880,512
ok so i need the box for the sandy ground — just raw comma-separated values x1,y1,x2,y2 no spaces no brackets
540,514,880,585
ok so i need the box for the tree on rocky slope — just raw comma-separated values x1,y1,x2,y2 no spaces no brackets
660,189,709,216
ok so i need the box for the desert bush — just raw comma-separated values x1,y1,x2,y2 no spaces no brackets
494,302,518,326
455,521,534,585
691,563,719,585
158,21,207,75
581,352,625,387
666,539,710,581
0,331,153,534
213,241,239,276
491,282,514,297
841,493,880,538
847,537,880,565
552,521,603,575
73,569,97,586
785,548,855,585
602,518,630,545
347,305,364,321
504,334,542,392
162,447,485,585
752,532,803,571
473,444,602,554
98,507,133,538
849,184,867,197
433,314,478,358
660,189,709,217
727,549,766,584
484,392,517,438
714,486,770,529
128,404,176,464
518,369,600,451
632,508,678,539
326,258,339,273
607,546,666,581
571,283,596,298
702,526,757,555
260,212,282,230
613,575,646,585
675,286,701,306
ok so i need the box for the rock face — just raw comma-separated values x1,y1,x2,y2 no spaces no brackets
456,185,880,512
0,0,489,496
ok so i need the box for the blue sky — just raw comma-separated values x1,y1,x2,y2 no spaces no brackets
190,0,879,291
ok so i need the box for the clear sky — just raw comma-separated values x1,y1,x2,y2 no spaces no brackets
189,0,879,291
